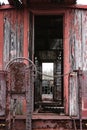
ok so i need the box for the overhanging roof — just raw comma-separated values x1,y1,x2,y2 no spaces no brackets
8,0,76,7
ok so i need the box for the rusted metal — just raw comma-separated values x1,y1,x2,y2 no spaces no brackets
5,57,37,130
1,2,87,130
9,62,26,93
77,69,83,130
32,119,72,129
26,69,32,130
5,61,27,130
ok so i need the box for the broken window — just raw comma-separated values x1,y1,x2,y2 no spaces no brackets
34,15,64,113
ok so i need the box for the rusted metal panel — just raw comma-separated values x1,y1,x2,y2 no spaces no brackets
5,62,31,130
3,10,24,68
0,71,6,116
32,120,72,129
77,69,83,130
9,62,26,93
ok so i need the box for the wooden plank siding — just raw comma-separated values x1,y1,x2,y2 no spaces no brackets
0,11,4,70
3,9,25,68
0,4,87,119
69,72,78,116
68,9,87,117
69,9,87,72
0,71,6,116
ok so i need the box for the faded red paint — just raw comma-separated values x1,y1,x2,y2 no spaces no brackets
0,2,87,130
64,10,70,114
24,8,29,58
0,11,4,69
82,98,87,117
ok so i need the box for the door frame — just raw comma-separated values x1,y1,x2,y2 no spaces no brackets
29,9,70,114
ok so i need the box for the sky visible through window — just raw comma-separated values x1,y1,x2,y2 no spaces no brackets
0,0,87,5
0,0,9,4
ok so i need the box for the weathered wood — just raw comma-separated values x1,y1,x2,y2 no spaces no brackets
82,11,87,70
69,9,87,116
69,72,78,116
3,10,24,68
6,72,11,130
0,71,6,116
4,18,10,67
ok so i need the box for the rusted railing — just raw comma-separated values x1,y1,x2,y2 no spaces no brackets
5,57,37,130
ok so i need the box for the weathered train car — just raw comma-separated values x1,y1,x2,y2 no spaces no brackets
0,0,87,130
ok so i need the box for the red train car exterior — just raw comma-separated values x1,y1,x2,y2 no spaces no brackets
0,0,87,130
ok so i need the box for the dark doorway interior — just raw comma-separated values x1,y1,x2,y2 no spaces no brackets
34,15,64,113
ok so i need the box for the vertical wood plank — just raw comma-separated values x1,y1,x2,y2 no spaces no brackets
64,10,70,114
69,72,78,116
0,11,4,69
3,9,24,67
0,71,6,116
24,8,29,58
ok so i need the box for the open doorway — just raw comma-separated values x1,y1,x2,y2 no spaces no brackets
34,15,64,113
42,63,54,101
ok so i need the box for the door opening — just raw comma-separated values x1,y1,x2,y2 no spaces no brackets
42,62,53,101
34,15,64,113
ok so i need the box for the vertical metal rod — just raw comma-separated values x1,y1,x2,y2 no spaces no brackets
77,68,82,130
26,70,32,130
